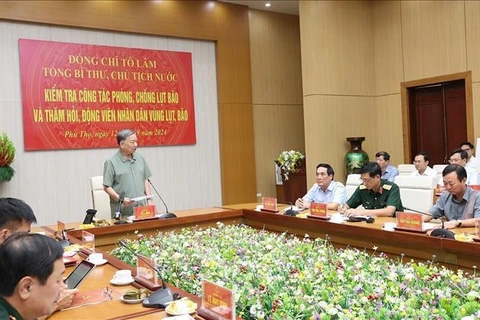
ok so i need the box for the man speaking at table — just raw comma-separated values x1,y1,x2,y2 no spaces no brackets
424,164,480,229
340,162,404,217
103,129,154,218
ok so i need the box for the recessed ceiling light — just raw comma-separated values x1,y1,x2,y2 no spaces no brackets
265,3,271,7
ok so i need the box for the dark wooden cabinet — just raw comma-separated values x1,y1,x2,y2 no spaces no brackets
280,164,307,204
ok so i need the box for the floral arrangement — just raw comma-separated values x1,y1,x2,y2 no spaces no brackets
0,133,16,182
111,223,480,319
275,150,305,180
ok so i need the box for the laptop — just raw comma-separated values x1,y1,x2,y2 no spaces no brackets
64,260,96,289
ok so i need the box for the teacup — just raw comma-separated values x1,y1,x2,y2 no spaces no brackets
114,269,132,282
88,253,103,263
383,222,397,231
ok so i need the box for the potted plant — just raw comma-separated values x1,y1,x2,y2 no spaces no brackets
275,150,305,180
0,133,16,182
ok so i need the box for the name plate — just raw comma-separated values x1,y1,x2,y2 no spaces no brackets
396,212,423,231
261,197,278,213
198,280,235,320
134,205,156,220
310,203,327,216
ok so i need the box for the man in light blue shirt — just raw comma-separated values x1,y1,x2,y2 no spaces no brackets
295,163,347,210
376,151,399,182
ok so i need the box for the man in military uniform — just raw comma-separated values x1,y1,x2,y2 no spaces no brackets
340,162,404,217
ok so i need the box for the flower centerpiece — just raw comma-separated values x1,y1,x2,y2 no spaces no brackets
0,133,16,182
275,150,305,180
111,223,480,319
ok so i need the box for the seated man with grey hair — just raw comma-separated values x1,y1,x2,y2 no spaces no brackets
103,129,154,217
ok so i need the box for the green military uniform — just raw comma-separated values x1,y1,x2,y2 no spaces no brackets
347,179,404,214
0,297,24,320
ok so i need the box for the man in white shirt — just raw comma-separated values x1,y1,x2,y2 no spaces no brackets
411,151,438,179
447,149,478,185
460,141,478,170
295,163,347,210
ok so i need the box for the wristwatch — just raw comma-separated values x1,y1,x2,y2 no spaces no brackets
456,220,462,227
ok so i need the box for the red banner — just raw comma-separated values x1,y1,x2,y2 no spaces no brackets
19,39,196,150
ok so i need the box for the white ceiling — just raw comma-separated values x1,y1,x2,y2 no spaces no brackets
219,0,299,15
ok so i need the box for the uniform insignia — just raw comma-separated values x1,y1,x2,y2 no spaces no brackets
383,184,392,190
359,185,367,190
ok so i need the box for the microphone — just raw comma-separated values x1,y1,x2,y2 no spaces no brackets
147,179,176,219
118,240,176,308
402,207,454,239
284,202,298,216
115,191,125,220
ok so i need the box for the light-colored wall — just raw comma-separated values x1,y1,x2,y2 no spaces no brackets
0,0,257,208
249,10,304,199
0,21,221,225
300,0,480,187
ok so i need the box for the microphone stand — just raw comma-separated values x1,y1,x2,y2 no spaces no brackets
114,192,128,225
147,179,176,218
118,240,175,308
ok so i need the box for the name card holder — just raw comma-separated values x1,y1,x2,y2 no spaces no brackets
134,205,157,221
134,254,162,291
307,203,329,220
197,280,235,320
260,197,279,213
394,212,426,233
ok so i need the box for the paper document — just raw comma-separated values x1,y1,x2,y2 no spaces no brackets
130,194,155,202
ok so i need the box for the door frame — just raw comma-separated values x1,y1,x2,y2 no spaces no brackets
401,71,473,163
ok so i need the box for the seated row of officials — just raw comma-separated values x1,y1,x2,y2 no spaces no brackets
295,161,480,230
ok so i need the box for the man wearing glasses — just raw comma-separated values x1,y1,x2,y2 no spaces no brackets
447,149,478,185
295,163,347,210
339,162,404,217
459,141,477,170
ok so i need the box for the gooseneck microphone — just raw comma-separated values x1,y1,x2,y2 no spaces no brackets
147,179,176,219
118,240,175,308
115,191,125,220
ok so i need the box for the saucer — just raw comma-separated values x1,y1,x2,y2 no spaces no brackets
120,296,143,304
87,258,108,266
110,277,135,286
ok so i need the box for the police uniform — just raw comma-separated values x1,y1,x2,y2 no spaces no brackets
346,179,404,214
0,297,24,320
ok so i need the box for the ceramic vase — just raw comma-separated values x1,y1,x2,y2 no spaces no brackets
345,137,369,175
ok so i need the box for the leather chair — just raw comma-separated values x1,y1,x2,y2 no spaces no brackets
394,175,437,213
90,176,111,220
345,174,362,199
398,164,416,175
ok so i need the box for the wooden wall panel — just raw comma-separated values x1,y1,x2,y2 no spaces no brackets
218,103,256,204
253,105,304,200
0,0,257,205
373,1,404,95
249,10,302,105
375,94,404,165
249,9,304,200
303,95,378,187
465,1,480,83
300,0,375,96
401,1,467,81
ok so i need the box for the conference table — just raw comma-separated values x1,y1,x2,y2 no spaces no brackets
38,204,480,319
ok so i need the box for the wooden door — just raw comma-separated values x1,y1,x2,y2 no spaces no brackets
408,80,466,165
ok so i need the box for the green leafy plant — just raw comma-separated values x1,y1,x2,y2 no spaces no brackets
275,150,305,180
111,224,480,319
0,133,16,182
